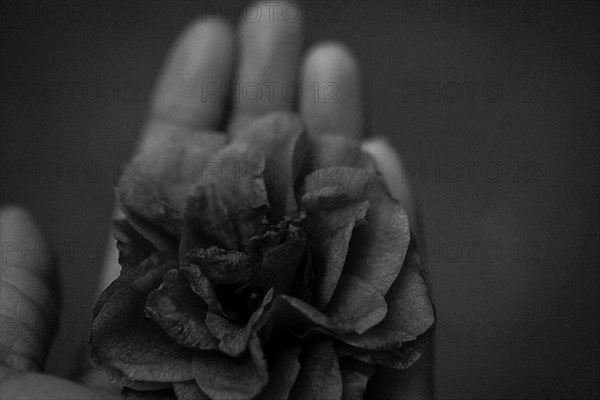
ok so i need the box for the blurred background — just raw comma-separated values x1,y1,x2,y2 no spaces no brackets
1,0,598,398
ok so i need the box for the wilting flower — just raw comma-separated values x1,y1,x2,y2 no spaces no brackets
90,112,435,400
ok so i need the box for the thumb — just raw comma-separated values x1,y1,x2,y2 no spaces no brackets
0,205,60,373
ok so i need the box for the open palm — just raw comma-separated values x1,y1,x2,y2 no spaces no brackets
0,2,431,399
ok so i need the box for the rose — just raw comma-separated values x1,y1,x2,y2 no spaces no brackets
90,111,435,400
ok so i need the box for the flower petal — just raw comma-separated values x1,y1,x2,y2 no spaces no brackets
257,238,306,296
288,339,342,400
335,329,434,370
113,219,156,269
246,220,307,296
92,254,171,321
185,143,268,251
117,178,183,254
145,269,218,350
179,260,222,313
205,289,274,358
302,166,410,297
267,274,386,338
173,381,210,400
254,346,302,400
91,258,196,386
192,334,268,400
338,357,375,400
115,130,226,252
126,129,227,210
183,247,250,286
91,287,195,385
184,182,238,251
334,241,435,350
324,273,387,334
300,186,369,309
232,111,309,220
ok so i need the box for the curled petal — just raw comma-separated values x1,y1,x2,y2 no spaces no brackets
300,186,369,309
125,128,227,210
145,269,218,350
93,254,173,321
245,220,289,258
117,179,182,254
112,219,155,270
335,328,434,370
335,241,435,350
185,143,268,251
232,111,309,220
192,334,268,400
91,257,197,386
183,247,250,286
184,183,238,251
268,274,386,339
179,261,222,313
205,289,274,357
91,287,195,386
302,167,410,297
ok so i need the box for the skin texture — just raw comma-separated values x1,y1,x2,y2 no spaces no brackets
0,2,433,399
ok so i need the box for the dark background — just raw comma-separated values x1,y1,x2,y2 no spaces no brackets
1,1,598,399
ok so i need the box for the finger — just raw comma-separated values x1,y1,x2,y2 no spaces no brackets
228,1,305,135
361,138,422,239
97,18,236,311
140,17,235,151
300,41,365,139
0,206,60,373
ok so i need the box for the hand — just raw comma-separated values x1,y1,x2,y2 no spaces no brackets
1,2,432,399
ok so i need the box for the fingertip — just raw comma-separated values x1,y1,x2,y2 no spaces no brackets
361,138,422,239
0,205,55,275
1,204,38,231
0,205,61,372
302,40,361,81
148,16,236,134
300,41,364,139
178,15,235,56
0,204,60,306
